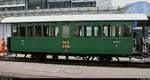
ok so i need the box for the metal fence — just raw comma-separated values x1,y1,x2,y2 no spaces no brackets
0,6,129,18
0,0,25,5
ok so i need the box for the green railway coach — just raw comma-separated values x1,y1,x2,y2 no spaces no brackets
1,14,148,61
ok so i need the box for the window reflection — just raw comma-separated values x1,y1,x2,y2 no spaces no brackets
11,23,59,37
74,23,131,37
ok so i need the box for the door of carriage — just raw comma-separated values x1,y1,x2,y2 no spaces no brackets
61,22,71,53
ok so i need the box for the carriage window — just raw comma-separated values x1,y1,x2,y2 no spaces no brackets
12,26,19,36
20,27,26,37
63,25,69,38
35,25,42,37
86,26,92,36
100,25,131,37
75,25,100,37
27,26,33,37
121,25,131,37
74,24,131,37
94,26,98,36
103,26,108,37
48,26,52,37
43,25,49,37
74,25,80,36
55,27,59,37
111,25,131,37
11,24,59,37
34,24,60,37
115,26,119,37
34,24,59,37
118,26,122,37
110,26,116,37
74,25,85,37
94,26,101,37
47,25,59,37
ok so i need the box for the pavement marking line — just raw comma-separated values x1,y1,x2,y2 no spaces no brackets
19,66,61,73
63,68,83,75
0,71,61,78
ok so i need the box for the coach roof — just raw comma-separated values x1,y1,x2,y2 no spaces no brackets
1,14,148,23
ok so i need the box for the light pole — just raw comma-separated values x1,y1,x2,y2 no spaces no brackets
2,24,4,40
2,0,5,41
2,0,6,56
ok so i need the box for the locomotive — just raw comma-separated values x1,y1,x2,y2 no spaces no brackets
1,14,149,63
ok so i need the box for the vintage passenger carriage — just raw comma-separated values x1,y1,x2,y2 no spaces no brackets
1,14,148,62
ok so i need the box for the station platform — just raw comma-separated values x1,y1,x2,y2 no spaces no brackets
0,58,150,78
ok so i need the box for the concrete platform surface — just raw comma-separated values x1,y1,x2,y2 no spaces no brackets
0,61,150,78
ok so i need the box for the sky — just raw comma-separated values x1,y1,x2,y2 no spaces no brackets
112,0,150,6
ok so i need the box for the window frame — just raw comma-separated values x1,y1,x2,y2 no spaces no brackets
73,21,132,38
11,23,60,37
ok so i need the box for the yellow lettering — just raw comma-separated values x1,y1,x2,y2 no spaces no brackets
66,45,70,48
62,41,66,44
66,41,70,44
62,45,70,48
62,40,71,48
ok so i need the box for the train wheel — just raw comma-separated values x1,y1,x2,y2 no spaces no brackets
24,53,27,59
52,55,58,61
97,56,112,64
82,56,90,61
66,55,69,60
15,53,17,58
74,56,82,58
82,56,95,61
31,54,47,60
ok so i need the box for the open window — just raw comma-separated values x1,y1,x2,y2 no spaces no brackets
101,24,131,37
47,25,59,37
74,24,93,37
33,24,59,37
12,26,19,36
11,23,59,37
74,24,106,37
121,25,131,37
86,26,92,37
27,26,33,37
74,25,85,37
63,24,69,38
20,27,26,37
102,25,109,37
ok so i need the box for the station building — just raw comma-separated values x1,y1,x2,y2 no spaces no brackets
0,0,125,42
0,0,128,11
0,0,149,43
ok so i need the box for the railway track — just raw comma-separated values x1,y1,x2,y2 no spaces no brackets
0,55,150,68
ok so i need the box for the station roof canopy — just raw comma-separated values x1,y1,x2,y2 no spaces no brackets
1,14,148,23
125,1,150,16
